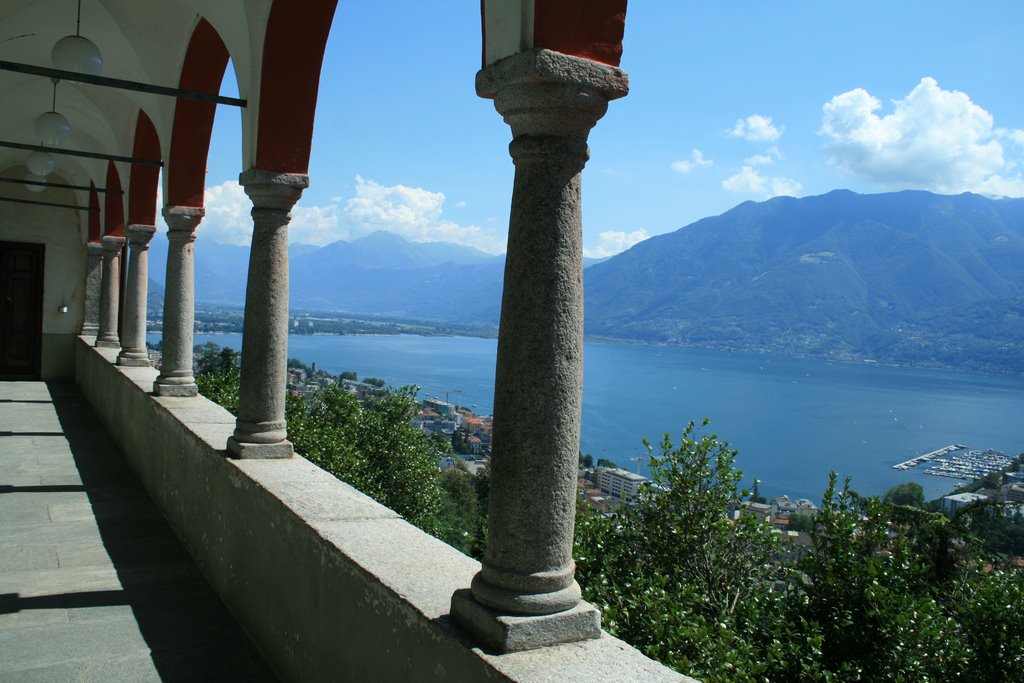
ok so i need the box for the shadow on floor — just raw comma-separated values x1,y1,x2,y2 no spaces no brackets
9,382,279,681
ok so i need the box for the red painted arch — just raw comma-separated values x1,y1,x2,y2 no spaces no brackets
533,0,627,67
254,0,338,173
88,182,100,242
167,19,229,208
103,162,125,237
128,110,161,226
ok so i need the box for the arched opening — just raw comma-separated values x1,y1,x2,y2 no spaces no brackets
128,111,161,227
166,18,230,208
254,0,338,173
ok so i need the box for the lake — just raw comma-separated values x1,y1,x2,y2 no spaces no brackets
152,332,1024,502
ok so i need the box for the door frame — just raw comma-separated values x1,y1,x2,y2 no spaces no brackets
0,240,45,380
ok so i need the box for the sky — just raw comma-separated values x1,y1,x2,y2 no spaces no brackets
190,1,1024,258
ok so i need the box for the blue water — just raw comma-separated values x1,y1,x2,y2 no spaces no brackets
153,332,1024,502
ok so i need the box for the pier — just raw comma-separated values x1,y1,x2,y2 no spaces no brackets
892,443,968,470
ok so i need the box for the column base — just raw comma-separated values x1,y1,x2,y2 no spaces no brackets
95,338,120,349
153,381,198,397
80,325,99,335
226,436,294,459
450,589,601,653
116,351,151,367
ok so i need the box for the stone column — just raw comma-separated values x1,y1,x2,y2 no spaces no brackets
81,241,103,336
226,169,308,459
450,49,628,652
95,235,126,348
116,224,157,366
153,207,203,396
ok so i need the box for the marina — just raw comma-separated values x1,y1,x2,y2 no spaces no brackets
893,444,1014,483
892,444,968,470
922,449,1014,480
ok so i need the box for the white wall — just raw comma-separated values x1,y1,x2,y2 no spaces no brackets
0,170,87,379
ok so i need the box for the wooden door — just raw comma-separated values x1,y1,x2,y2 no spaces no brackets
0,241,45,379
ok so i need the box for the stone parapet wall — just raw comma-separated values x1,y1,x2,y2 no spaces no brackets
74,337,688,682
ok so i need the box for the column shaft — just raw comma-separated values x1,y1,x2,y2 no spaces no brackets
226,169,308,459
81,242,103,336
154,207,203,396
117,224,157,366
95,235,126,348
451,49,628,653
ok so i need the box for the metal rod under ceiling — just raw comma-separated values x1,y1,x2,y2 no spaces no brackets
0,176,122,194
0,195,98,211
0,140,162,167
0,60,246,107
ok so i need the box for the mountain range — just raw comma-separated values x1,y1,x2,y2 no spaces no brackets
147,190,1024,373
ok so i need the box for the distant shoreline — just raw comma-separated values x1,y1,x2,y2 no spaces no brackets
148,318,1022,378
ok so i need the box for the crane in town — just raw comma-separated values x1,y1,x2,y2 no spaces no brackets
443,388,462,414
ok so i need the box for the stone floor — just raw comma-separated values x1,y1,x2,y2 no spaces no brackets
0,381,277,682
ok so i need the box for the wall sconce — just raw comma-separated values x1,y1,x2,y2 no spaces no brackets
58,301,69,314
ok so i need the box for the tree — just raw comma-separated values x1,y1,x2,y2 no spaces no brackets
339,370,357,381
792,475,965,680
194,345,241,413
579,452,593,469
287,357,308,371
749,478,766,503
436,467,483,556
787,510,815,532
286,385,445,533
575,426,1024,682
596,457,618,469
575,421,792,681
363,376,385,388
882,481,925,508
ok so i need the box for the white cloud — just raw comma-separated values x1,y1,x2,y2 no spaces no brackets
769,176,803,197
744,154,774,166
200,181,253,245
995,128,1024,148
343,176,505,253
584,229,650,259
184,177,507,252
723,166,766,194
722,166,802,198
729,114,784,142
291,199,343,246
821,77,1024,196
671,149,713,174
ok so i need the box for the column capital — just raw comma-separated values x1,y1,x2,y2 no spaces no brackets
162,206,204,236
86,241,104,256
100,234,126,252
477,49,629,140
126,224,157,246
240,168,309,211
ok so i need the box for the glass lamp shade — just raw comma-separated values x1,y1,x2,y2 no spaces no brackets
52,35,103,75
25,172,47,193
26,150,56,176
35,111,71,146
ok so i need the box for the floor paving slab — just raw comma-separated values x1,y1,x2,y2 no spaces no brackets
0,381,277,681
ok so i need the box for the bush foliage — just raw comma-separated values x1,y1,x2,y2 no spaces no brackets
575,422,1024,682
